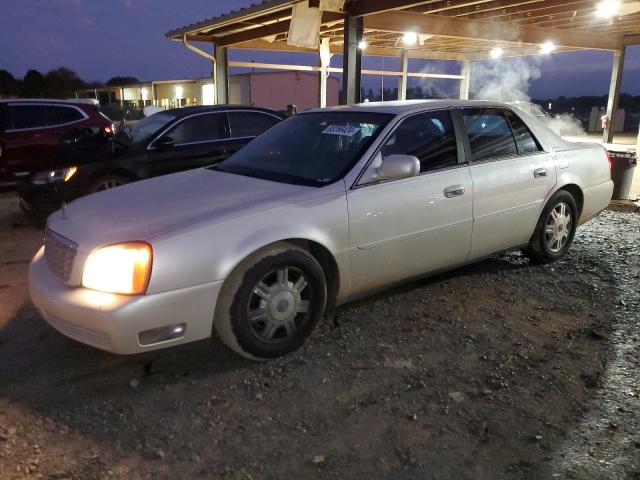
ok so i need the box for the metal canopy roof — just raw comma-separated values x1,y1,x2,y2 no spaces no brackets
166,1,640,60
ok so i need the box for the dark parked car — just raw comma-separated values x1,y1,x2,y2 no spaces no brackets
16,105,285,213
0,99,114,188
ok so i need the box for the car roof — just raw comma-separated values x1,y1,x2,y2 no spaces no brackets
309,99,517,115
0,98,94,108
164,105,285,118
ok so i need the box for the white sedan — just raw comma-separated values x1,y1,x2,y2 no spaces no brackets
29,100,613,359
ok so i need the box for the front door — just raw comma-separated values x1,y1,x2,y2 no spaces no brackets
347,110,473,295
461,108,557,259
147,112,231,176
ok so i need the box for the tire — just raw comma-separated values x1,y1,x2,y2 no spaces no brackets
84,174,130,195
523,190,578,264
213,242,327,360
19,198,49,227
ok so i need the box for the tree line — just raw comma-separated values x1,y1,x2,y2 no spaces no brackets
0,68,140,99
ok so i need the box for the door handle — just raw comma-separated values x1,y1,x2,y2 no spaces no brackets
533,167,548,179
444,185,465,198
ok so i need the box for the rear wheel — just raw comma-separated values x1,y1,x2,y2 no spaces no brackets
523,190,578,264
84,174,130,195
213,243,327,360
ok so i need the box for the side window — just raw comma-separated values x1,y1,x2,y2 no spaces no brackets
228,112,279,138
504,110,542,155
44,106,84,126
381,110,458,173
164,113,227,145
10,105,47,130
462,108,518,161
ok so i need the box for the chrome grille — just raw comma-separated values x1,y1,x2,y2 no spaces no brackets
44,228,78,282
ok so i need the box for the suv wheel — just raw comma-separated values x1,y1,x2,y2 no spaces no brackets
85,174,130,194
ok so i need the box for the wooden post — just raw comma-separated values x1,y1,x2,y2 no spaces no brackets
341,16,363,105
603,47,626,144
398,49,409,100
459,61,471,100
215,45,229,105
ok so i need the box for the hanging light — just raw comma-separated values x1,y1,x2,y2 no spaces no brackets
402,31,418,46
596,0,621,18
490,47,504,59
539,41,556,54
358,40,368,50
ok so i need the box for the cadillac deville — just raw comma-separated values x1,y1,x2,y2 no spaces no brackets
29,100,614,359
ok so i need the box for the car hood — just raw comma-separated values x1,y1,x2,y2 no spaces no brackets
46,168,322,249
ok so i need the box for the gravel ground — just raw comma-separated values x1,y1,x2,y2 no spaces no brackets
0,192,638,480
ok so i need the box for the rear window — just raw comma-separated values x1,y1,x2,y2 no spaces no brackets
43,106,85,126
504,110,542,155
462,108,518,161
8,104,86,130
10,105,47,130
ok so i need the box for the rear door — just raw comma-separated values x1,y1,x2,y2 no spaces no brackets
146,112,231,176
347,110,473,293
462,107,557,259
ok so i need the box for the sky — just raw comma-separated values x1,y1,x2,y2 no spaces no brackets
1,0,639,99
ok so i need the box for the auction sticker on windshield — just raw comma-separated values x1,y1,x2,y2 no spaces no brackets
321,125,361,136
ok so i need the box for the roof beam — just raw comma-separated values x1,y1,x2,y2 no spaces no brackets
363,10,621,50
216,11,343,47
350,0,440,16
622,33,640,46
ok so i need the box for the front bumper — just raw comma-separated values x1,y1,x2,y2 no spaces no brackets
17,178,81,210
29,247,223,354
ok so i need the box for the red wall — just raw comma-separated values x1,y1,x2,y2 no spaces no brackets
250,71,339,111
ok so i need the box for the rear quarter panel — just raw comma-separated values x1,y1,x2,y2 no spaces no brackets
553,143,613,223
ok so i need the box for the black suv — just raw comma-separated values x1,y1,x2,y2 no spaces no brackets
17,105,285,213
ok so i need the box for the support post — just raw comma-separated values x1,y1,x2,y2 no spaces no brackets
603,47,626,144
341,16,363,105
459,60,471,100
319,38,331,108
152,82,157,106
215,45,229,105
398,49,409,100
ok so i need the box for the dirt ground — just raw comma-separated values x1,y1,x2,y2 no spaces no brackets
0,191,638,480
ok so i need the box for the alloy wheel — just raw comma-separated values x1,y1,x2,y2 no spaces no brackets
246,266,313,343
545,202,572,253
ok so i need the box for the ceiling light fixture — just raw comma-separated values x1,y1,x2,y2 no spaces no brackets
358,40,368,50
490,47,504,59
539,41,556,54
596,0,621,18
402,31,418,46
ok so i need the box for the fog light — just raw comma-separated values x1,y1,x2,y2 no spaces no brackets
138,323,186,346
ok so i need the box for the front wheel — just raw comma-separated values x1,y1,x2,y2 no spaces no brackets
213,243,327,360
523,190,578,264
84,174,131,195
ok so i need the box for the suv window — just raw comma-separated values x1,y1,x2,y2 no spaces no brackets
381,110,458,173
462,108,518,161
10,105,47,130
164,113,227,145
44,106,85,126
504,110,542,155
228,111,279,138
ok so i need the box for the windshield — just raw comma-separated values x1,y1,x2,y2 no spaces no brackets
129,112,175,144
216,112,393,186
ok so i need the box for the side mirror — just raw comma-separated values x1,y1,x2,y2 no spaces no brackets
154,136,175,149
377,154,420,181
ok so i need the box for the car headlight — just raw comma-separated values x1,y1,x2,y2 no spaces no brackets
82,242,152,295
31,166,77,185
